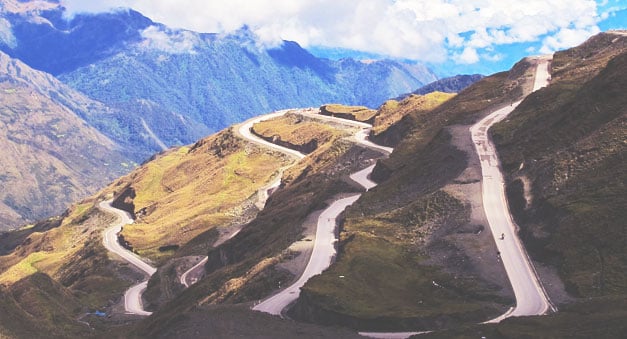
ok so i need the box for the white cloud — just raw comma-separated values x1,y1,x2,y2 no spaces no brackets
61,0,605,65
61,0,129,17
455,47,480,64
539,26,601,54
139,26,200,54
0,18,16,48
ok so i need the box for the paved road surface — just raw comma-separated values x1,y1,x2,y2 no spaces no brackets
180,256,209,288
100,200,156,316
297,109,393,155
253,194,361,315
237,110,306,160
471,58,553,322
361,58,553,338
350,164,377,191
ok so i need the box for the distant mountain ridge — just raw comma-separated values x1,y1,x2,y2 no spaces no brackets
0,1,438,154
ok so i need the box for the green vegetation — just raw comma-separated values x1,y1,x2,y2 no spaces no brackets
0,195,131,336
294,234,503,331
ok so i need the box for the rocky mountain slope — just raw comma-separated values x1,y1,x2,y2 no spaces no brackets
0,51,131,229
294,32,627,334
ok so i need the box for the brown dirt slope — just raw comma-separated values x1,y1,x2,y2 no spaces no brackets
0,51,130,230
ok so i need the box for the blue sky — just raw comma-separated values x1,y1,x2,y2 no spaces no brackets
63,0,627,76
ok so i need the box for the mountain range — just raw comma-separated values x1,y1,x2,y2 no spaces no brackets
0,0,445,228
0,50,132,230
0,0,437,149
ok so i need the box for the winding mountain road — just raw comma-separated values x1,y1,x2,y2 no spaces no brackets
253,194,361,315
180,108,390,290
473,57,554,322
107,61,555,328
253,111,390,315
179,256,209,288
100,200,156,316
361,57,553,339
237,110,306,160
178,110,307,288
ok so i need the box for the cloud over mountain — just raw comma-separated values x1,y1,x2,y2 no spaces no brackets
61,0,621,65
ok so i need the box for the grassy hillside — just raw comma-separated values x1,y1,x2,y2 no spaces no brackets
134,112,383,332
319,104,378,122
0,196,133,338
492,33,627,298
107,129,291,264
251,113,350,154
371,92,456,145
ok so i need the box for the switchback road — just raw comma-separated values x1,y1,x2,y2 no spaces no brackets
100,200,156,316
252,111,390,315
252,194,361,315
